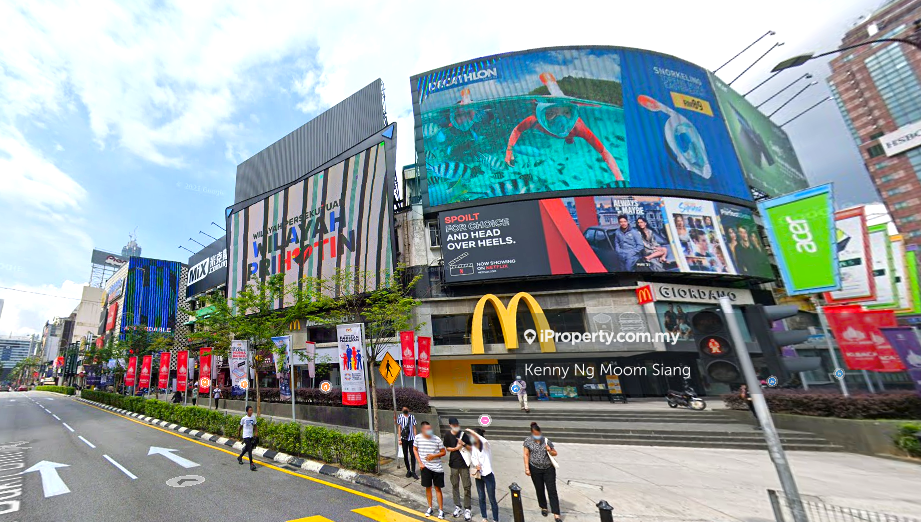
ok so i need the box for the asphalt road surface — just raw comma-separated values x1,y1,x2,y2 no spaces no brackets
2,391,428,522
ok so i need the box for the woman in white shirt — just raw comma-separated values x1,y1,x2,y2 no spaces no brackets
466,428,498,522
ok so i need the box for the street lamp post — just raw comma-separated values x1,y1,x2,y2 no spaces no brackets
767,82,818,117
754,73,812,109
729,42,785,86
772,21,921,73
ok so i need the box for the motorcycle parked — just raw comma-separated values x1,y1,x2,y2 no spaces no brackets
666,383,707,411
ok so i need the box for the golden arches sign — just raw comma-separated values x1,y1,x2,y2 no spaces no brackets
472,293,556,354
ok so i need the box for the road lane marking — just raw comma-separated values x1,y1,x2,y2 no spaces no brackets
52,414,61,420
78,436,96,449
21,461,70,497
287,516,336,522
354,506,423,522
103,455,137,480
77,400,427,519
61,423,74,432
148,447,199,468
165,474,205,487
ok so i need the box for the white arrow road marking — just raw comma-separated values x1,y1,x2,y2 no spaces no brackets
147,447,199,469
78,436,95,449
61,423,74,432
20,461,70,497
46,398,54,401
103,455,137,480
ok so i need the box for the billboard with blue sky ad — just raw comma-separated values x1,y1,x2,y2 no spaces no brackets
412,47,751,209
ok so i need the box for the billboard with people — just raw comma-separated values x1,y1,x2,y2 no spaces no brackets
412,47,752,209
438,194,772,283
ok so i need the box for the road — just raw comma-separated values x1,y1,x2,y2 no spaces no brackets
2,391,427,522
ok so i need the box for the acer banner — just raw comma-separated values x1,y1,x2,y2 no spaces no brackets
337,324,367,406
176,350,189,392
138,355,153,390
158,352,170,389
417,336,431,378
199,348,212,394
758,184,840,295
879,327,921,398
125,356,138,387
400,331,416,377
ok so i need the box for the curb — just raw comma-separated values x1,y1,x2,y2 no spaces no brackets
74,397,418,502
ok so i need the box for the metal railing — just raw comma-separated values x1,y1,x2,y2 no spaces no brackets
768,489,921,522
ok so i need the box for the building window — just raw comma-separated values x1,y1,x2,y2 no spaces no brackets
885,186,909,197
432,309,586,346
865,44,921,127
867,143,886,158
471,364,502,384
869,131,884,141
428,222,441,247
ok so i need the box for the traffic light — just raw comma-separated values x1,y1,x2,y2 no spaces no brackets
688,308,742,383
743,304,820,376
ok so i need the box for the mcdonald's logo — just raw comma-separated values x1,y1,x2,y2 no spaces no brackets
472,293,556,354
290,319,301,331
636,285,655,305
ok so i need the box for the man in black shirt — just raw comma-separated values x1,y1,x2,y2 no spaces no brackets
443,417,472,520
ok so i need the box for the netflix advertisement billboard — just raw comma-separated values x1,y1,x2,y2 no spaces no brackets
438,194,771,283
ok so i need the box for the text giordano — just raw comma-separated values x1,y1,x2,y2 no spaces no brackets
524,363,691,380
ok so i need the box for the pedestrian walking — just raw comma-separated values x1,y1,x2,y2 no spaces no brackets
466,428,498,522
396,407,419,479
213,387,221,409
171,390,182,404
512,376,529,413
414,421,446,519
740,384,760,430
191,385,198,406
523,423,560,521
443,417,472,520
237,405,258,471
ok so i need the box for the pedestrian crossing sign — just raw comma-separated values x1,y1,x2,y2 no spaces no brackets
379,352,400,386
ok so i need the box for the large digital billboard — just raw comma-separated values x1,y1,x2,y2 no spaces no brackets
186,236,227,299
439,194,772,283
227,127,397,307
411,47,751,209
121,258,183,335
709,75,809,197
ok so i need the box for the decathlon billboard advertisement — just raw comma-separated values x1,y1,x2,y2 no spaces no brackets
757,184,839,295
710,74,809,197
411,47,751,210
439,194,771,283
226,127,397,307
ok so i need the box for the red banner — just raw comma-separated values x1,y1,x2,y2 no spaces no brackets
199,348,212,393
158,352,170,389
417,336,431,378
106,302,119,332
125,356,137,387
400,331,416,377
95,336,105,349
825,306,882,370
176,351,189,392
138,355,152,389
863,310,904,372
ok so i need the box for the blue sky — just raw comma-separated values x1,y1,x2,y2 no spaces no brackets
0,0,886,335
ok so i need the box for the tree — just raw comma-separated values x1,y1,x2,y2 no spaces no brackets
10,356,40,386
302,265,422,435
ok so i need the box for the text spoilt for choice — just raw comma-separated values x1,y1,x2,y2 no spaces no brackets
443,216,515,251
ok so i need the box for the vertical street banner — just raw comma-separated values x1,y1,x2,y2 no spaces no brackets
199,348,212,394
879,327,921,398
336,324,367,406
757,184,840,295
866,224,898,309
176,350,189,392
862,310,904,372
400,331,416,377
138,355,152,390
271,336,292,401
825,207,876,304
158,352,170,389
303,342,317,379
905,250,921,315
890,236,914,313
125,356,138,387
417,336,431,378
824,306,880,370
229,340,249,389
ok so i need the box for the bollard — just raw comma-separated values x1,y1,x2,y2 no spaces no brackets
510,483,525,522
597,500,614,522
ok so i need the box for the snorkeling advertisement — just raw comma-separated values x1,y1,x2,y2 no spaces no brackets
413,47,751,208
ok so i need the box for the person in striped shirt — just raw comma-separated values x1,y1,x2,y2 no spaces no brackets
414,421,447,519
396,407,419,479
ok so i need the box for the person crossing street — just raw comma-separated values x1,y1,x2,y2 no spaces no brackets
237,405,258,471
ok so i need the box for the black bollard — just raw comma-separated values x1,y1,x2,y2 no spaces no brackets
510,482,525,522
597,500,614,522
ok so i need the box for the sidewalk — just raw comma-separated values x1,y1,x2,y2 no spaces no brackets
430,398,675,412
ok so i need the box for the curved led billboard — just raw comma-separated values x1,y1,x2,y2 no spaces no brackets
412,47,752,209
438,194,772,283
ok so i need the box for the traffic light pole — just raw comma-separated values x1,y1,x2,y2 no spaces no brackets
719,298,807,522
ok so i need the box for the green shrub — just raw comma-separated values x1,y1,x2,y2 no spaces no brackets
79,391,379,472
35,385,75,395
722,390,921,419
893,422,921,458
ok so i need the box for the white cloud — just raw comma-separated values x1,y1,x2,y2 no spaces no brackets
0,281,86,337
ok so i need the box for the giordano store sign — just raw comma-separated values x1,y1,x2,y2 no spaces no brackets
472,293,557,354
639,282,754,305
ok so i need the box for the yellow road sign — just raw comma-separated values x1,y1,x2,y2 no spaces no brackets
379,352,400,386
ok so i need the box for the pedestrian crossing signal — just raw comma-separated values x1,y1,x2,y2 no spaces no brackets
378,352,400,386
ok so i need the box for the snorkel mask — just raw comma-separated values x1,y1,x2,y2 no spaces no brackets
536,102,579,138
